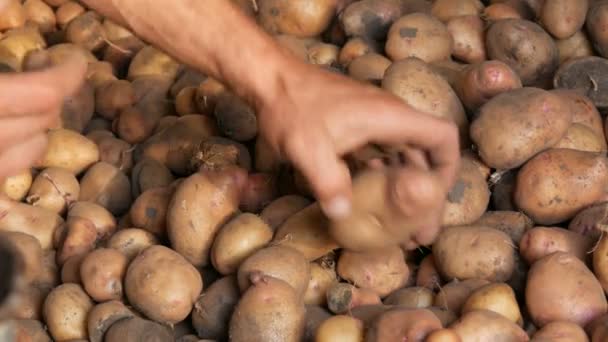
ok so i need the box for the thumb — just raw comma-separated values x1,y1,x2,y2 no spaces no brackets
285,135,352,220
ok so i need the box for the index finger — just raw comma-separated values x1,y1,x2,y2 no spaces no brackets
0,54,88,117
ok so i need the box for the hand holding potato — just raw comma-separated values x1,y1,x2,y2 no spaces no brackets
0,53,86,179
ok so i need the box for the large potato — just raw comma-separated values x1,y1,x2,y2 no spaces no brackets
125,245,203,324
382,57,469,146
433,226,515,282
514,148,608,225
470,87,571,170
539,0,588,39
526,252,607,327
486,19,559,86
385,13,453,63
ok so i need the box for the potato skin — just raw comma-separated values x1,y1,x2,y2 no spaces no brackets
229,274,306,342
539,0,588,39
514,149,608,225
43,283,94,341
526,252,607,327
470,87,571,170
385,13,453,63
124,245,203,324
433,226,515,282
486,19,559,86
451,309,529,341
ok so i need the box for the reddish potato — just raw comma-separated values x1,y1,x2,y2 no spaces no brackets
519,227,594,264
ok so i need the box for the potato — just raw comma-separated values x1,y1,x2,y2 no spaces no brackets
36,129,99,175
553,56,608,111
337,246,409,298
260,195,311,230
95,80,136,120
417,254,442,290
79,248,128,302
65,11,105,51
587,1,608,58
526,252,607,327
211,213,273,275
539,0,587,40
273,204,338,261
0,231,42,285
174,86,198,116
326,282,381,314
56,1,85,29
383,286,434,308
191,275,240,340
338,37,377,67
514,149,608,225
304,259,338,306
0,0,26,32
194,77,227,115
79,162,132,216
87,300,134,342
26,167,79,214
127,45,180,81
307,42,339,66
61,254,85,284
167,167,243,267
257,0,338,38
0,169,32,201
213,93,257,142
0,195,64,250
442,157,490,226
43,283,93,341
129,186,173,237
569,202,608,240
451,310,529,341
473,211,533,243
486,19,558,86
106,228,158,261
0,26,46,71
23,0,56,34
86,61,117,89
446,15,486,64
432,278,489,314
67,201,116,240
531,321,589,342
125,245,203,324
382,58,469,147
454,60,522,112
520,227,594,265
340,0,402,40
431,0,484,22
92,134,134,172
554,123,606,152
315,314,364,342
471,88,571,170
556,31,594,64
170,67,206,98
0,319,52,342
55,217,97,266
366,308,443,342
229,273,306,342
130,158,175,197
239,173,278,213
385,13,453,63
461,282,522,325
104,317,173,342
237,245,310,298
434,226,515,282
483,3,523,21
302,305,332,342
347,52,391,84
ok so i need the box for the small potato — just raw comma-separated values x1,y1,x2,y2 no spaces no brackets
129,185,174,237
43,283,93,341
229,274,306,342
211,213,274,275
0,169,32,201
347,52,391,84
384,286,435,308
473,211,533,243
539,0,588,39
431,0,484,22
106,228,158,261
461,283,522,325
526,252,607,327
519,227,594,264
36,129,100,175
337,246,409,298
434,226,515,283
451,310,529,341
304,260,338,306
67,201,116,240
79,161,132,216
446,15,486,64
315,315,364,342
95,80,136,120
130,158,175,197
127,45,180,81
104,317,173,342
385,13,453,63
37,250,59,287
339,37,377,67
556,31,594,64
87,300,134,342
59,80,95,133
213,93,258,142
307,42,339,66
260,195,311,230
340,0,402,40
470,87,571,170
326,282,382,314
194,77,227,115
238,245,311,298
486,19,559,86
257,0,338,37
442,156,490,226
80,248,128,302
514,149,608,225
125,245,203,324
531,321,589,342
191,275,240,341
26,167,79,214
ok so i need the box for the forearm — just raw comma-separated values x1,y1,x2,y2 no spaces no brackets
82,0,295,106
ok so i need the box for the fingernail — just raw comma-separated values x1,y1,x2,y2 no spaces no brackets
322,196,351,220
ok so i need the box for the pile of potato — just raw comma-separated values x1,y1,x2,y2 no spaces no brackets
4,0,608,341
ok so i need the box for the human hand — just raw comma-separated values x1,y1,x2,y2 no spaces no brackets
255,59,460,223
0,55,87,179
